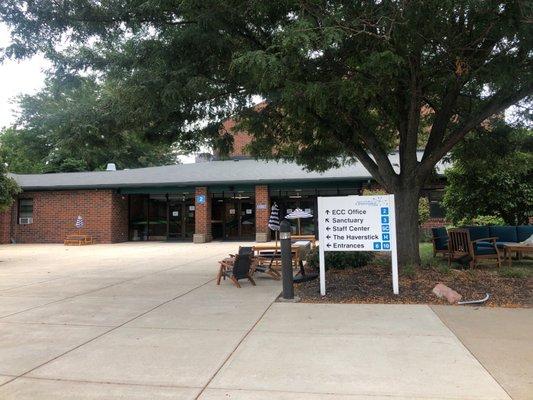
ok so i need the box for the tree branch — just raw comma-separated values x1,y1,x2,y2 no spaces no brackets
399,52,422,181
422,80,464,160
342,110,398,188
303,105,394,189
343,141,389,189
418,83,533,180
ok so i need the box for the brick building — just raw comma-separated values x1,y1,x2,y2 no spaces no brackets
0,150,448,244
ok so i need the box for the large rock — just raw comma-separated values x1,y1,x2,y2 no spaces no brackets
432,283,462,304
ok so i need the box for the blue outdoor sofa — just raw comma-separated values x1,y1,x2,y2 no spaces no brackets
431,225,533,257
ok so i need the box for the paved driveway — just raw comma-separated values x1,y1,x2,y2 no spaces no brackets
0,243,524,399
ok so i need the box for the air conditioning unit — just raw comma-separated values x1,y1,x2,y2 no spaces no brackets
19,217,33,225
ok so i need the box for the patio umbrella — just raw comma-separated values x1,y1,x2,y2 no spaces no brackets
285,208,318,283
268,203,280,247
75,215,84,230
285,208,313,235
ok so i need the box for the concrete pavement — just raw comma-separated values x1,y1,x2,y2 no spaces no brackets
0,243,527,399
432,305,533,400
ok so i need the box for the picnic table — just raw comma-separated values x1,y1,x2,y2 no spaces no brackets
252,243,301,269
252,240,313,276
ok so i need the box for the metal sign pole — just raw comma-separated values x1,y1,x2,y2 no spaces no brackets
318,197,326,296
319,246,326,296
389,194,399,295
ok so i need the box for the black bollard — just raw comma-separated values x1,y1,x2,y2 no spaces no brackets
280,219,294,299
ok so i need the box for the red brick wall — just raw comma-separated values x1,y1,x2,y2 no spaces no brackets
110,192,129,242
9,190,128,244
421,218,447,229
0,207,12,244
194,187,212,241
420,217,447,237
219,119,253,158
255,185,270,234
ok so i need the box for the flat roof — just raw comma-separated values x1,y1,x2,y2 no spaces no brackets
10,152,449,191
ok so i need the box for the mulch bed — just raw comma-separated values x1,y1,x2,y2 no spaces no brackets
295,264,532,307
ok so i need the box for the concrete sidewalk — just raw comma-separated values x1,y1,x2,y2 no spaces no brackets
0,243,526,399
432,305,533,400
204,303,510,399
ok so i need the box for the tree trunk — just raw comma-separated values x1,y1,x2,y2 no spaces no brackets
394,185,421,267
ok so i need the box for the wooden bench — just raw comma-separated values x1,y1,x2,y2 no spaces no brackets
64,234,95,246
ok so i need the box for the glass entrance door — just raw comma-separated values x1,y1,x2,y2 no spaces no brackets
240,201,255,238
224,201,240,239
217,198,255,240
183,202,195,239
167,200,195,240
168,202,183,239
129,194,194,241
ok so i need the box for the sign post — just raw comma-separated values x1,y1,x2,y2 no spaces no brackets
317,195,399,296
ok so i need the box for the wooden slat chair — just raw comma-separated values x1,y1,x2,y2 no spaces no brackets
217,251,257,288
430,227,449,257
221,247,280,282
448,229,501,268
240,246,281,280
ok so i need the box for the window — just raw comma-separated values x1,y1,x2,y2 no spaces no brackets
18,198,34,224
428,190,445,219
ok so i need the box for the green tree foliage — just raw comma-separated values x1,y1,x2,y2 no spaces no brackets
363,188,430,225
1,76,178,173
0,127,48,173
443,122,533,225
1,1,531,264
0,159,20,211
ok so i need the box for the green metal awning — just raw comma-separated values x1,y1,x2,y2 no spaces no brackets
118,186,197,195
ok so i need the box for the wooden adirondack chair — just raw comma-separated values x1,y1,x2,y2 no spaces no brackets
239,246,281,280
448,229,501,268
430,227,449,257
217,252,257,288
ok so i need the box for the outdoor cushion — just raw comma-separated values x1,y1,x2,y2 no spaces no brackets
489,226,518,243
466,226,490,241
517,225,533,242
431,227,448,250
474,246,497,256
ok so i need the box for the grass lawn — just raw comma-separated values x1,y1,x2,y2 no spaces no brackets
419,242,533,279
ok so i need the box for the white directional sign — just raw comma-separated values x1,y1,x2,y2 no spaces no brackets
317,195,399,296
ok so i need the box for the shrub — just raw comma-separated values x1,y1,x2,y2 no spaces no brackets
419,229,433,243
418,197,430,225
306,248,374,270
458,215,506,226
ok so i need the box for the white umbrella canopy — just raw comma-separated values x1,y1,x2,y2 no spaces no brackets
285,208,313,235
285,208,313,219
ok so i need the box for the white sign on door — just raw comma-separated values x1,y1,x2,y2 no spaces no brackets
317,195,399,296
